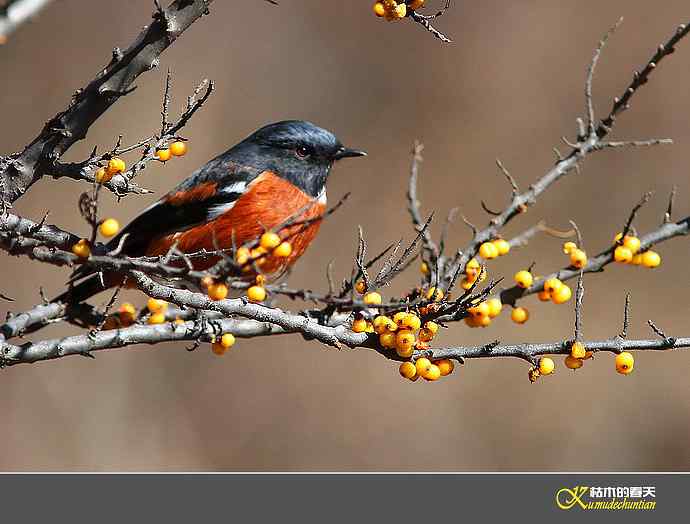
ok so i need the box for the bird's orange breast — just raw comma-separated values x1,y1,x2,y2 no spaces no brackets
146,171,326,275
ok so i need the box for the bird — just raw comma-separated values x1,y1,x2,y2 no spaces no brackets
56,120,366,304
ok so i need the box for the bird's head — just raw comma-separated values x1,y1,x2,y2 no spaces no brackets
235,120,366,197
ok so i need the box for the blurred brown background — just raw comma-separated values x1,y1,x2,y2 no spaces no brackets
0,1,689,471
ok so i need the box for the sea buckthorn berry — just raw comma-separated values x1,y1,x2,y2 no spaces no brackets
615,352,634,375
260,232,281,250
235,246,250,266
211,341,228,355
420,262,429,275
426,287,444,301
511,307,529,324
399,361,417,380
631,253,643,266
273,241,292,258
492,238,511,256
119,302,136,316
95,167,111,184
466,258,480,275
155,148,171,162
514,270,533,289
469,302,490,319
461,278,474,291
564,355,584,370
355,280,367,294
543,278,563,295
393,3,407,19
106,157,126,175
99,218,120,238
380,332,397,349
478,242,499,260
363,291,382,305
207,282,229,301
622,235,641,254
614,245,633,264
418,328,434,342
118,303,136,326
464,316,480,328
147,298,167,313
563,241,577,255
415,357,432,375
393,311,408,326
422,363,441,381
402,314,421,331
436,359,454,376
538,290,551,302
395,330,416,352
352,318,368,333
396,345,414,358
641,250,661,269
486,298,503,318
373,315,393,334
247,285,266,303
538,357,555,375
570,341,586,359
200,276,214,290
373,2,385,16
365,322,375,333
570,249,588,269
71,239,91,258
169,141,187,157
220,333,236,349
147,312,166,325
408,0,425,10
477,315,491,328
425,321,439,335
551,284,572,305
250,246,267,260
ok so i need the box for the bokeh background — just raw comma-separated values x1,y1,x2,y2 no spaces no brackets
0,0,689,471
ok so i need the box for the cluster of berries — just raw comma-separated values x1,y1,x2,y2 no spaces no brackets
202,273,267,304
235,232,293,271
464,298,503,328
611,233,661,268
373,0,425,20
562,241,588,269
154,140,188,162
70,217,122,258
530,346,635,382
94,157,127,184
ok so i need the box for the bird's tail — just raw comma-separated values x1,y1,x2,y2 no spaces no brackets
52,273,113,305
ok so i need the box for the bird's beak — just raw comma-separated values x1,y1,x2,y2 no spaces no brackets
334,147,367,160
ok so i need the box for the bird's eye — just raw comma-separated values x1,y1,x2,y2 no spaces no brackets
295,145,312,159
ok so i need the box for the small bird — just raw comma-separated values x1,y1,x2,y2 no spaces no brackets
57,120,366,304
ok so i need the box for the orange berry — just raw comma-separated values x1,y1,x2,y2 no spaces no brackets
614,245,633,264
418,327,434,342
511,307,529,324
420,262,430,275
615,351,634,374
564,355,583,370
169,141,188,157
402,314,421,331
478,242,499,260
622,235,641,254
106,157,126,175
543,278,563,295
551,284,572,305
98,218,120,238
641,250,661,269
373,315,394,334
395,329,416,351
207,282,229,301
352,318,368,333
379,332,397,349
436,359,454,376
211,342,228,355
95,167,112,184
373,2,385,17
247,285,266,303
235,246,250,266
492,238,511,256
514,270,533,289
155,148,172,162
486,298,503,318
260,232,281,250
355,280,367,294
422,363,441,381
220,333,236,349
570,249,588,269
147,312,166,325
562,241,577,255
363,291,382,305
538,357,555,375
399,361,417,380
71,238,91,258
538,290,551,302
415,357,432,376
272,241,292,258
631,253,643,266
570,341,586,359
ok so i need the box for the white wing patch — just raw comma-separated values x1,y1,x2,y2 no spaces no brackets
206,180,249,220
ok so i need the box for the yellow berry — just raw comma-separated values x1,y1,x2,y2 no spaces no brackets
409,0,426,10
395,329,416,352
469,302,490,319
402,314,421,331
363,291,382,305
207,282,229,301
477,315,491,328
106,157,126,175
273,242,292,259
95,167,112,184
511,307,529,324
478,242,499,260
631,253,643,266
352,318,368,333
461,278,474,290
538,357,555,375
71,238,91,258
399,361,417,380
393,3,407,18
260,232,281,250
147,298,167,313
420,262,429,275
355,281,367,295
486,298,503,318
426,287,444,301
220,333,236,349
514,270,533,289
492,238,511,256
570,341,586,359
614,245,633,264
373,315,394,334
418,328,434,342
425,321,439,335
392,311,408,326
379,332,397,349
235,246,250,266
543,278,563,295
564,355,584,370
562,241,577,255
247,285,267,303
622,235,641,254
570,249,588,269
641,250,661,269
250,246,267,260
538,290,551,302
155,148,172,162
147,312,166,325
415,357,431,375
98,218,120,238
422,363,441,381
615,351,634,374
119,302,136,316
169,141,188,157
373,2,385,17
551,284,572,305
436,359,454,376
